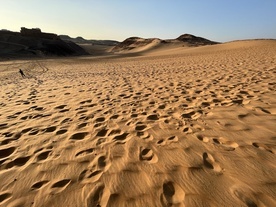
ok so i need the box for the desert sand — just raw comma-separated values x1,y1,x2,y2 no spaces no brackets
0,40,275,207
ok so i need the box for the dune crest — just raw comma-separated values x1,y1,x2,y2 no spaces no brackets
111,33,218,54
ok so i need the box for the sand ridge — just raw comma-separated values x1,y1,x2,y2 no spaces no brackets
0,40,275,207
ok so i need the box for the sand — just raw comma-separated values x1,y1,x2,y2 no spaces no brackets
0,40,275,207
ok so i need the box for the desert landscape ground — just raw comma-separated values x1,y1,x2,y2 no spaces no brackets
0,39,275,207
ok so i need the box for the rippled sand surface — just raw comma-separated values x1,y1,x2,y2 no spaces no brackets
0,40,275,207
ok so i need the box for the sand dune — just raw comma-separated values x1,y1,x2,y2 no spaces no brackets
0,40,275,207
111,34,218,54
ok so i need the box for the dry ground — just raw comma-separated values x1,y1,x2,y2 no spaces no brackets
0,40,275,207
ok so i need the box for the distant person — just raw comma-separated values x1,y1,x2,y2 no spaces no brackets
19,69,26,78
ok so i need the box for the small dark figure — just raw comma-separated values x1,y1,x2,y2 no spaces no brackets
19,69,26,77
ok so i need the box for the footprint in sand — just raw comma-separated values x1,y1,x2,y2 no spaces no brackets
56,129,68,135
60,118,72,124
255,107,271,114
43,126,57,133
139,147,158,163
78,168,103,183
76,109,88,115
59,108,70,113
2,131,13,138
0,123,9,130
78,170,89,181
96,128,108,137
112,133,129,144
157,139,166,146
70,132,89,140
1,139,15,146
97,156,107,169
87,170,103,182
75,148,94,157
147,114,159,121
183,126,193,134
77,122,88,129
50,179,71,194
110,114,119,120
182,110,202,120
131,113,138,118
21,127,33,134
252,142,274,154
167,135,178,143
79,99,92,105
108,129,121,136
31,180,49,190
135,124,147,131
137,131,153,141
0,192,12,204
34,106,44,111
78,155,110,183
202,152,222,173
196,134,210,143
28,128,40,135
0,146,16,159
83,183,111,207
157,136,179,146
4,156,31,169
237,113,249,119
213,137,239,151
95,117,105,123
160,181,185,207
231,187,258,207
233,188,276,207
54,104,67,110
36,150,52,161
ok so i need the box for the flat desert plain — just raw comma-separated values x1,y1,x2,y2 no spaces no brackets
0,40,275,207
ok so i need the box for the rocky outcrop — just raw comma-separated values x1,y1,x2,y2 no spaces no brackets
177,34,219,46
59,35,119,46
20,27,59,40
111,34,219,53
0,28,88,59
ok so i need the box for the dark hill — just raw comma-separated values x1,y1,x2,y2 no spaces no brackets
176,34,219,46
59,35,119,46
111,37,160,52
112,34,219,52
0,28,88,59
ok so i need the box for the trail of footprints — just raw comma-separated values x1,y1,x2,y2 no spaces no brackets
0,51,275,206
83,180,186,207
202,152,223,173
161,181,185,207
196,134,239,151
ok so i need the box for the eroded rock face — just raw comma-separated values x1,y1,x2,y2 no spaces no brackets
111,33,219,53
177,33,219,46
20,27,60,40
0,28,88,58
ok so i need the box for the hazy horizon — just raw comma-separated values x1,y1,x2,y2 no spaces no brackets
1,0,276,42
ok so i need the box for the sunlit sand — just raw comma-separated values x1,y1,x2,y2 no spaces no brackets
0,40,275,207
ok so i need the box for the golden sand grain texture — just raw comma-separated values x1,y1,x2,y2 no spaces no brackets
0,40,275,207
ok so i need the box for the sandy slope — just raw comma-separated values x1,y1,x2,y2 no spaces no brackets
0,40,275,207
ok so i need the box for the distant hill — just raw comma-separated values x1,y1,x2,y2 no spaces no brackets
111,37,161,52
0,29,220,58
0,28,88,59
176,34,218,46
59,35,119,46
111,34,219,52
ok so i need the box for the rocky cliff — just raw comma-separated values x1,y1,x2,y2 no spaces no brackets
0,28,88,59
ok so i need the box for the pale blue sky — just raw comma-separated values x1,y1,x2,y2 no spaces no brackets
1,0,275,42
